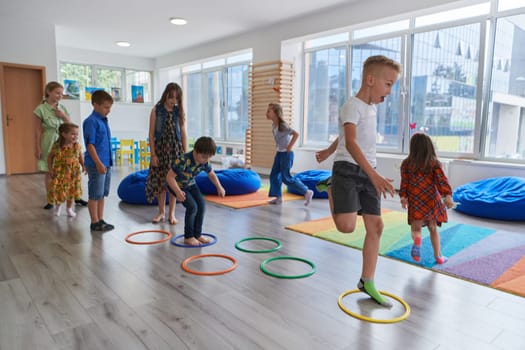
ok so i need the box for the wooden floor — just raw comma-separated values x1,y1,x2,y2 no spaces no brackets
1,166,524,350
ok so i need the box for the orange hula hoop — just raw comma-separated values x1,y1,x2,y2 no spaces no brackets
125,230,173,245
181,253,238,276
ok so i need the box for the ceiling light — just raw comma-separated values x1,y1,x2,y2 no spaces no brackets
170,17,187,25
115,41,131,47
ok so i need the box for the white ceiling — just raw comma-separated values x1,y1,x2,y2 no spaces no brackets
3,0,357,58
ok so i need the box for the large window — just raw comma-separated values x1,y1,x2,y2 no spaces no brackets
410,23,481,155
203,70,224,138
60,63,92,99
226,65,249,141
351,38,402,151
126,70,152,103
303,47,347,146
181,52,251,142
485,13,525,160
60,62,152,103
185,72,203,139
96,67,122,99
301,0,525,163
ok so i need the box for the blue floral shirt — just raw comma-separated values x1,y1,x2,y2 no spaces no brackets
171,151,212,189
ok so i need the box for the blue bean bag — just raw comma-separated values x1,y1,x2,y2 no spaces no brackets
195,168,261,195
118,169,167,205
453,176,525,221
287,169,331,199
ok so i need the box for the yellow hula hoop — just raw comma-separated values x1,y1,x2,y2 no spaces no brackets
338,289,411,324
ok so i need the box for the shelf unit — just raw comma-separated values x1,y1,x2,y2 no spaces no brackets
246,60,294,169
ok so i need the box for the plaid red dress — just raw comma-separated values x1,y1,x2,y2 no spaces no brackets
399,160,452,226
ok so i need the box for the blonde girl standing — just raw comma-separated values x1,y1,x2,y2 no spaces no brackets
47,123,85,217
266,103,313,206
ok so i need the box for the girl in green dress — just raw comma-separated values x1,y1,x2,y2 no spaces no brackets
34,81,71,209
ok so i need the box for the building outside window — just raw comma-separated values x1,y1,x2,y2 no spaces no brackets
410,23,481,155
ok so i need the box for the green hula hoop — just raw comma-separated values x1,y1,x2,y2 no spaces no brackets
260,256,316,279
235,237,282,253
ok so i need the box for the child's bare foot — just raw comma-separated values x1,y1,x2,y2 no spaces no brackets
168,216,178,225
152,213,165,223
197,236,211,244
184,237,200,246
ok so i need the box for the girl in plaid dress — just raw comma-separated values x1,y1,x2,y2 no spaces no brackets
399,133,454,264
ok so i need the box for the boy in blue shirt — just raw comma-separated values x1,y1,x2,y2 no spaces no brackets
83,90,114,232
166,136,225,246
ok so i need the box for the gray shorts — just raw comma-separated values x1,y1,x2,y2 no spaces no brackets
331,161,381,215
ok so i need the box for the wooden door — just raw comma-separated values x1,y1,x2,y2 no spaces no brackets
0,63,45,175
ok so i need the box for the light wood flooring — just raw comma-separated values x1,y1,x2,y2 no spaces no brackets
1,166,524,350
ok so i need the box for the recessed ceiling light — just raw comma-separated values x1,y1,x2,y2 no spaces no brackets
170,17,187,25
115,41,131,47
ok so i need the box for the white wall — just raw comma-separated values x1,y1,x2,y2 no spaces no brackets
62,99,151,143
0,17,58,78
0,17,58,174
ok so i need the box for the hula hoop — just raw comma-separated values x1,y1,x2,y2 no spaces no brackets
125,230,173,245
235,237,282,253
338,289,411,323
260,256,316,279
181,254,238,276
170,233,217,248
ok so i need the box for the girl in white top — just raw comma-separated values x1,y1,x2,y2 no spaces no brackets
266,103,313,206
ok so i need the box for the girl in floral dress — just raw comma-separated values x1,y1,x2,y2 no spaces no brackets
145,83,187,224
47,123,85,217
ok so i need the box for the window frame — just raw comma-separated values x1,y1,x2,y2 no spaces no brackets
59,61,153,103
181,56,251,143
299,0,525,164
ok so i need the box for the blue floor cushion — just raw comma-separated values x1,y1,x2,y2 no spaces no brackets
287,169,331,199
117,169,164,205
195,168,261,195
453,176,525,221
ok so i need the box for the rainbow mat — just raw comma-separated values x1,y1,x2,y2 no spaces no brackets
286,210,525,297
205,188,303,209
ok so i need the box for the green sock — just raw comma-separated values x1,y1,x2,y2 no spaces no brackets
315,177,331,193
358,279,392,308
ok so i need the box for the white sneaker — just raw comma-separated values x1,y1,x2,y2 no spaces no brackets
54,204,62,216
304,190,314,206
268,197,282,205
66,207,76,217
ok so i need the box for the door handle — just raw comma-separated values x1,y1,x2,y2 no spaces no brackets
6,114,13,126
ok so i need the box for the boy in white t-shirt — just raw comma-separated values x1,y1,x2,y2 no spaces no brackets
316,55,401,307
